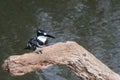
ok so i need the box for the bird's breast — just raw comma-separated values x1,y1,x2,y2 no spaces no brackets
37,36,47,43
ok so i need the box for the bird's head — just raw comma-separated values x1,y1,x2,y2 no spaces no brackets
37,29,55,38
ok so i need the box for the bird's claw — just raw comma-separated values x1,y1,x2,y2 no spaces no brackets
34,48,43,54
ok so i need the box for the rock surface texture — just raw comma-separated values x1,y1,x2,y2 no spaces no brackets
2,41,120,80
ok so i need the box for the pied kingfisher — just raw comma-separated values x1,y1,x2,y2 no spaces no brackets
25,29,55,53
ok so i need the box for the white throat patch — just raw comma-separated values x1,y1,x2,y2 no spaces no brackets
37,36,47,43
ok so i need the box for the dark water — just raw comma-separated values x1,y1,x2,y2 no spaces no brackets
0,0,120,80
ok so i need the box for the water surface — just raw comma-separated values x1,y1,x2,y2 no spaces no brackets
0,0,120,80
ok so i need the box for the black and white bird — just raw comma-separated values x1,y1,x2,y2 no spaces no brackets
25,29,55,53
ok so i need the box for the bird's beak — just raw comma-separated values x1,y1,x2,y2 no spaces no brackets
46,34,55,38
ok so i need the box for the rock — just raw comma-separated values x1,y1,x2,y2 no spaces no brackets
2,41,120,80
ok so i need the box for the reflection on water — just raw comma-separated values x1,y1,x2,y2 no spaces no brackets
0,0,120,80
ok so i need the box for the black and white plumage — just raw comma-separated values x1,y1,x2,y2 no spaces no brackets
25,29,55,53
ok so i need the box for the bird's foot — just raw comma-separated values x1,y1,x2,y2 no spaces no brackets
34,48,43,54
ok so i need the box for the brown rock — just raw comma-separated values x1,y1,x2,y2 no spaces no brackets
2,41,120,80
